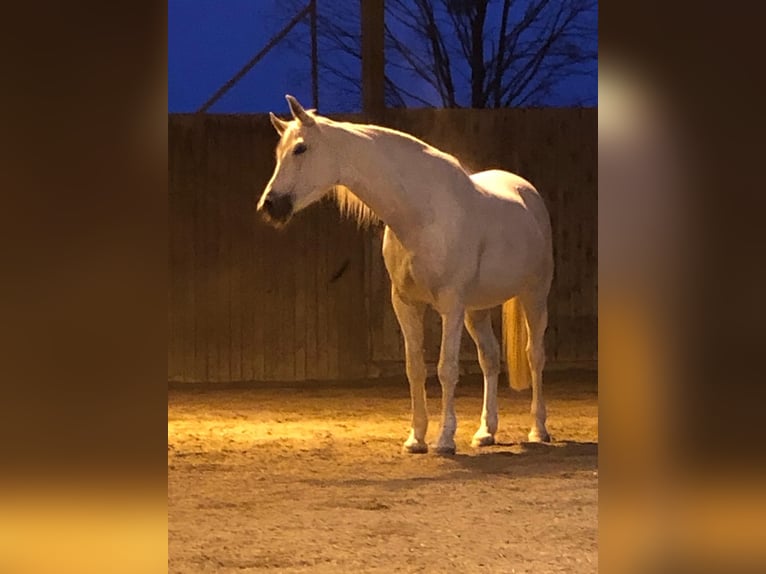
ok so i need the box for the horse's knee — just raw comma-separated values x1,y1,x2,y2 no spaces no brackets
437,360,459,387
527,345,545,372
524,332,545,366
479,340,501,376
406,359,427,384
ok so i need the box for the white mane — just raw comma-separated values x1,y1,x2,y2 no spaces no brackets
331,184,380,227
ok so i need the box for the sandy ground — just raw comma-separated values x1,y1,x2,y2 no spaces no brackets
168,371,598,573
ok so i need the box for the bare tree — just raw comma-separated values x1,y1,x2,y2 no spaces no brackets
285,0,596,109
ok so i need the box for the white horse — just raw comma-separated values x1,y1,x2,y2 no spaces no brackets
259,95,553,455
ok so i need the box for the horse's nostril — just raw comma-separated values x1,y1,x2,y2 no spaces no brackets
260,193,293,225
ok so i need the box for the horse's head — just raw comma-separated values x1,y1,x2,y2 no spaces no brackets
258,95,339,227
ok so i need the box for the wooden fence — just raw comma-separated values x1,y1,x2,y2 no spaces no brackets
169,108,596,382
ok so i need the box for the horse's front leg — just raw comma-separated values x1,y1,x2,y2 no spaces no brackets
391,288,428,454
434,305,465,455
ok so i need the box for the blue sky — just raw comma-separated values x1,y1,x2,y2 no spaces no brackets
169,0,597,114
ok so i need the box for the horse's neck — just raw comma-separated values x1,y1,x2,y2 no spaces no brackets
331,124,468,243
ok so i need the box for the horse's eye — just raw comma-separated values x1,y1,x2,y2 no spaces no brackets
293,142,307,155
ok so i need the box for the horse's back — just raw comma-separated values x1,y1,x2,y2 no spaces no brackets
470,169,551,244
470,169,536,200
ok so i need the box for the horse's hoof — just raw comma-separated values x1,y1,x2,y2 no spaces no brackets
433,445,456,456
527,428,551,443
471,433,496,447
402,441,428,454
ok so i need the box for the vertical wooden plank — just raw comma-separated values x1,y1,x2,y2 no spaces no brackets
239,121,255,382
221,119,234,382
568,113,579,363
187,123,198,382
240,226,253,383
560,109,571,361
326,204,340,379
181,127,196,382
193,119,208,382
301,207,321,380
326,214,340,379
167,121,180,381
573,110,586,361
316,206,331,378
293,205,307,380
573,132,586,363
168,121,178,381
548,110,562,364
205,119,218,381
252,223,265,381
261,225,278,381
229,121,244,382
252,123,266,381
352,226,368,376
212,119,226,382
247,126,261,380
269,223,284,381
366,227,381,374
200,118,212,382
585,109,598,362
333,220,345,377
312,206,327,379
324,218,340,379
334,219,350,378
353,225,370,376
176,123,194,382
362,227,377,377
334,220,367,378
280,222,297,380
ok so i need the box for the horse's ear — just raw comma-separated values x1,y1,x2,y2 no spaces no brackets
285,94,316,126
269,112,288,135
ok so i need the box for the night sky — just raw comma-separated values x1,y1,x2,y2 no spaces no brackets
169,0,597,114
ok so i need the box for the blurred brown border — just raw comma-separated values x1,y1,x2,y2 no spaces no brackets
601,1,766,572
0,1,167,480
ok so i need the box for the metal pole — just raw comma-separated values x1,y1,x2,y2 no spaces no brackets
310,0,319,110
197,3,312,113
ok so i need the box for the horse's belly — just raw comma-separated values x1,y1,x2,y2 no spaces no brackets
464,271,529,310
464,233,546,309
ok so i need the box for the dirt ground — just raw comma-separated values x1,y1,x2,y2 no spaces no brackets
168,371,598,573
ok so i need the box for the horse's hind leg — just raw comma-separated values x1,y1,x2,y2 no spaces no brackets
391,288,429,454
434,305,465,455
520,290,551,443
465,309,500,447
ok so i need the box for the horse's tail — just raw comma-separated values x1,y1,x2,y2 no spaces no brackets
502,297,532,390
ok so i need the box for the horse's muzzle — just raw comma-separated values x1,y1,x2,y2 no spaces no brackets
259,193,294,226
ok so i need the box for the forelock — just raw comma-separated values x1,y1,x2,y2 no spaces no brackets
276,122,301,155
